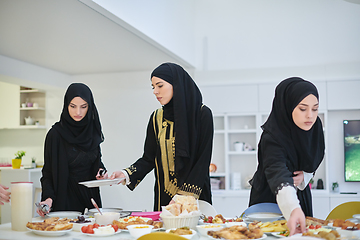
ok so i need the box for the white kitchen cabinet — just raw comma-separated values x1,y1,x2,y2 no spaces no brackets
0,82,19,128
19,86,46,128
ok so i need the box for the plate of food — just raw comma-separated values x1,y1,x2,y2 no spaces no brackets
207,225,266,240
81,224,121,237
271,231,288,238
26,217,73,236
113,216,163,230
26,227,72,237
78,178,125,188
46,211,82,219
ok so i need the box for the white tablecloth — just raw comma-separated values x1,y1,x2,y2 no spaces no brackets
0,218,280,240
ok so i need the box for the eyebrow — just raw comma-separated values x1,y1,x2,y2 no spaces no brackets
151,81,163,87
299,103,319,107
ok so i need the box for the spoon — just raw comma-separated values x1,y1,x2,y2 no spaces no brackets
91,198,102,215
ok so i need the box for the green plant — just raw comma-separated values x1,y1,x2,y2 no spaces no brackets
14,150,26,159
309,178,314,184
332,182,339,191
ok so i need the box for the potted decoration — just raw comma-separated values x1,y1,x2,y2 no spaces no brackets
31,157,36,168
332,182,339,192
309,178,314,189
12,150,26,169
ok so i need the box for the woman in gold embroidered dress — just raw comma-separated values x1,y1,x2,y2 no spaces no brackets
110,63,214,211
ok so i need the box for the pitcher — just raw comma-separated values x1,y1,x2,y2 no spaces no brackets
11,182,33,231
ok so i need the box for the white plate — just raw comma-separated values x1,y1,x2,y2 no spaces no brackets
199,200,217,216
353,214,360,220
46,211,82,219
79,178,125,188
82,229,121,237
27,227,72,236
244,212,283,222
208,233,267,240
271,232,287,238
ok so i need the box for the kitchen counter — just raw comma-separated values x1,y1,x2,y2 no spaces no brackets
0,168,42,224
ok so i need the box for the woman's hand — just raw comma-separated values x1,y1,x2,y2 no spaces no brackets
293,171,304,187
96,168,108,180
0,184,11,205
109,171,126,185
287,207,306,236
36,198,53,217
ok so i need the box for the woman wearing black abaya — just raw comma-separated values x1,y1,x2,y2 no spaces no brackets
249,77,325,235
110,63,214,211
37,83,107,216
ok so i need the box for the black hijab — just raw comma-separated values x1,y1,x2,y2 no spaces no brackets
151,63,203,168
52,83,104,151
262,77,325,172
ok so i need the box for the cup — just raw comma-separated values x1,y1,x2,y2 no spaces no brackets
27,102,33,107
21,103,26,108
234,142,244,152
12,159,22,169
11,182,33,231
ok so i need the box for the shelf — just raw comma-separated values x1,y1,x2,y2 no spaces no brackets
17,125,46,129
210,172,226,177
228,151,256,156
20,107,45,111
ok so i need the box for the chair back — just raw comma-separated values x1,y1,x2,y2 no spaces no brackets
241,202,282,217
326,201,360,220
138,232,187,240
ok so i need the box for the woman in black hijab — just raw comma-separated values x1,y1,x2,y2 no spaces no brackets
37,83,107,216
249,77,325,235
110,63,214,211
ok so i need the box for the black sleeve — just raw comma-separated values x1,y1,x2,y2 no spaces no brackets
126,112,158,190
261,133,294,194
40,129,57,202
180,105,214,194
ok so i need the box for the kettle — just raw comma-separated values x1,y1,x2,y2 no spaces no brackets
25,116,34,125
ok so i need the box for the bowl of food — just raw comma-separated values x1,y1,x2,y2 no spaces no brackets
160,214,201,230
94,212,120,225
127,224,154,239
166,227,197,239
196,224,224,237
70,216,94,232
225,221,247,228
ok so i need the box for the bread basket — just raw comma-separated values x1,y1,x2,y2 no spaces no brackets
160,213,201,229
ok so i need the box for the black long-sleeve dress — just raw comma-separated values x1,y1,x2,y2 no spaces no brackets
124,105,213,211
41,128,106,213
249,131,313,216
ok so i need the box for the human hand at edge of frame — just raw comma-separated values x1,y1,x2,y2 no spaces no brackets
109,171,126,185
0,184,11,205
293,171,304,187
287,207,306,236
96,168,108,180
36,198,52,217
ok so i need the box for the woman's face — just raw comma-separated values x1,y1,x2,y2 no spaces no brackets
292,94,319,131
68,97,88,121
151,76,173,105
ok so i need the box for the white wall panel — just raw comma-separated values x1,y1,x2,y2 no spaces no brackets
327,80,360,110
201,85,258,114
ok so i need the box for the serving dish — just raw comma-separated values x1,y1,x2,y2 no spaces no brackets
127,224,154,239
196,224,224,237
165,228,197,239
244,212,283,223
26,227,72,236
81,229,121,237
78,178,125,188
46,211,82,219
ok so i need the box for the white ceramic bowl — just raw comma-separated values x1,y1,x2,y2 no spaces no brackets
94,212,120,226
196,224,224,237
166,228,197,239
127,224,154,239
244,212,283,223
224,221,247,228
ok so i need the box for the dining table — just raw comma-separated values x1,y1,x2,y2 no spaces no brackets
0,216,281,240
